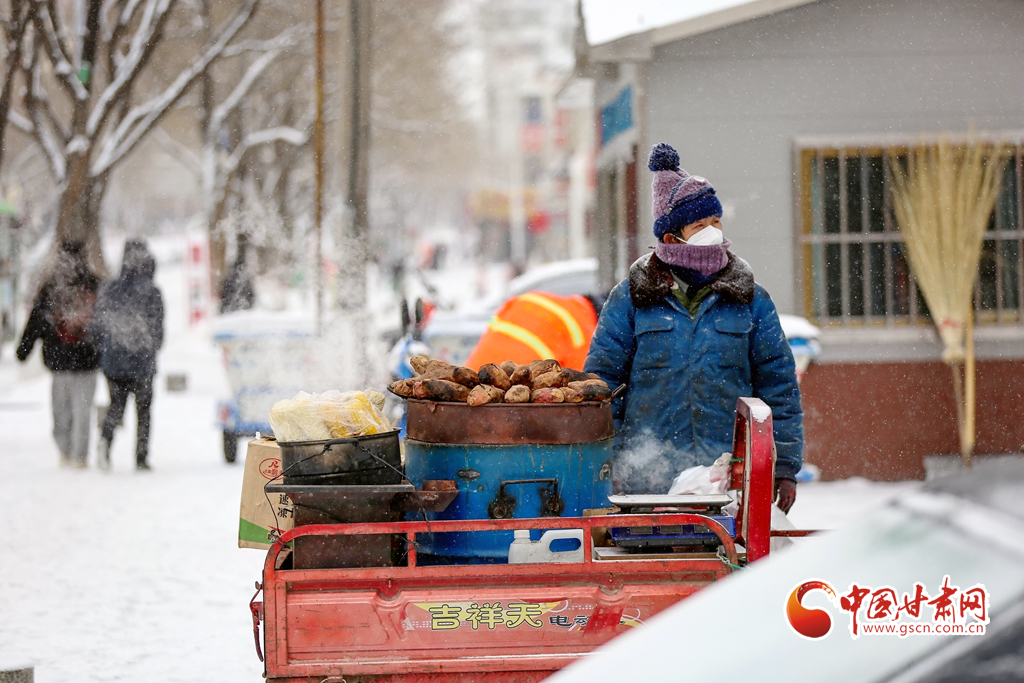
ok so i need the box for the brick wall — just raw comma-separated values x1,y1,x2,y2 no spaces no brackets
800,360,1024,481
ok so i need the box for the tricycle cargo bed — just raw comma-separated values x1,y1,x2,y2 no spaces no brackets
257,514,738,681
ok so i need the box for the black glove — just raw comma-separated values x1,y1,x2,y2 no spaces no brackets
16,342,31,362
774,478,797,514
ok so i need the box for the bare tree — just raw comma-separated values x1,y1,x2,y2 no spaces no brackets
0,0,32,173
0,0,262,271
367,1,481,263
192,0,312,284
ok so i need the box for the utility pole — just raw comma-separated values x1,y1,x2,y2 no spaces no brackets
342,0,371,386
345,0,371,312
314,0,326,335
509,138,527,269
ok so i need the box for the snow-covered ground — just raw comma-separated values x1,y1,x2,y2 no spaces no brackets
0,235,265,682
0,233,920,682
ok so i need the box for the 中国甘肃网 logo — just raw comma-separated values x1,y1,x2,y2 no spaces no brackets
785,576,989,639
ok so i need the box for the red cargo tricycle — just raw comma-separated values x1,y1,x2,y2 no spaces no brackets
250,398,780,682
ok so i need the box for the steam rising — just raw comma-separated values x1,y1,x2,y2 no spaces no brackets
613,428,696,495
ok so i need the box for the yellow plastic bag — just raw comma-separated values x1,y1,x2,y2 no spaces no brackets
268,392,332,442
319,391,392,437
269,390,393,441
365,389,386,413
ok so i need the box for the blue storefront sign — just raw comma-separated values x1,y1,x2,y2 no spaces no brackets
600,86,633,147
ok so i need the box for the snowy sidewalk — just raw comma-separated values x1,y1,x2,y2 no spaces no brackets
0,340,266,683
0,244,267,682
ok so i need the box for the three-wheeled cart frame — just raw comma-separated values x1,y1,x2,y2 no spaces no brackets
250,398,779,682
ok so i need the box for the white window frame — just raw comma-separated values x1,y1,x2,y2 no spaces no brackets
794,133,1024,329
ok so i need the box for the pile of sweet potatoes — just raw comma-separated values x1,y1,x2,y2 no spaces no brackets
388,357,612,406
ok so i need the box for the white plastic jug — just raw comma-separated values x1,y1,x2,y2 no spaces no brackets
508,529,585,564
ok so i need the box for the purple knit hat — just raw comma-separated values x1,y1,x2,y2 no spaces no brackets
648,143,722,240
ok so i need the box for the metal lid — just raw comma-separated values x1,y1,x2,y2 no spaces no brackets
405,398,614,445
276,430,400,447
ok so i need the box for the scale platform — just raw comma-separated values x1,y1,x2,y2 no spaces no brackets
606,494,735,551
607,493,733,510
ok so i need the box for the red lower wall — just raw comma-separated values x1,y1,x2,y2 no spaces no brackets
800,359,1024,481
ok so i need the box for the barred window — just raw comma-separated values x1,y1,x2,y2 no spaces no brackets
798,143,1023,326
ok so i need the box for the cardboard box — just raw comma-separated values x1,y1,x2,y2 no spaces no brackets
238,438,294,549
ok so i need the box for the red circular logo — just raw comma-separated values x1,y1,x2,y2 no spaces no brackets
786,580,837,639
259,457,282,480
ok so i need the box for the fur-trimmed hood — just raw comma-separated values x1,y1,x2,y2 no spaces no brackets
628,251,755,309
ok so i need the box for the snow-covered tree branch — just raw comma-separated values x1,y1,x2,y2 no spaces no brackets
0,0,266,270
31,3,89,102
86,0,176,139
222,125,309,178
23,46,67,181
0,0,32,172
91,0,259,175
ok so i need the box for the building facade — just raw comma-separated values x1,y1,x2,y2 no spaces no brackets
580,0,1024,479
473,0,594,267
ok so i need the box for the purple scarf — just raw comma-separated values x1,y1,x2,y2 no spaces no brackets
654,238,731,276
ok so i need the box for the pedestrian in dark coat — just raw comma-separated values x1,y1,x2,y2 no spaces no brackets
16,241,101,467
94,240,164,470
584,143,802,511
219,252,255,314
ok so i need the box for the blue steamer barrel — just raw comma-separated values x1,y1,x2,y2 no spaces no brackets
403,399,614,561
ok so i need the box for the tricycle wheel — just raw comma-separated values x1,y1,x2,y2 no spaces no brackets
223,430,238,463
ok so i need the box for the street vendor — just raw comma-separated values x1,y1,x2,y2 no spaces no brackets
584,143,802,511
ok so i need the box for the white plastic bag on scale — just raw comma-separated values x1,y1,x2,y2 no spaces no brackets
666,452,796,552
667,453,732,495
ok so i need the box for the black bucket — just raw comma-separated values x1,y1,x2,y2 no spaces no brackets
265,483,413,569
278,430,402,485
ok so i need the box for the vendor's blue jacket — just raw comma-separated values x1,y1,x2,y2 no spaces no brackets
584,252,803,494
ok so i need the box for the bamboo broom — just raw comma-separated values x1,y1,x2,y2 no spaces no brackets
888,137,1006,467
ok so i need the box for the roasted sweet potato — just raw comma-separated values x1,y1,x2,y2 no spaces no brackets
559,368,601,384
560,386,584,403
477,363,512,391
527,359,560,378
419,366,456,382
504,385,531,403
531,370,566,389
581,383,612,401
531,387,565,403
467,384,505,406
499,360,518,376
413,379,470,402
509,365,532,386
388,378,417,398
452,366,481,388
411,356,454,376
567,379,609,392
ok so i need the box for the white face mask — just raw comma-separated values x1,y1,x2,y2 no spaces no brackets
685,225,724,246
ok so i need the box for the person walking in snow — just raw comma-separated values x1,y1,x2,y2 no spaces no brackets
16,241,101,468
584,143,802,511
94,240,164,471
219,250,255,314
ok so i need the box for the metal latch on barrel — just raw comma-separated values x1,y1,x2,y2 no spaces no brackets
488,478,566,519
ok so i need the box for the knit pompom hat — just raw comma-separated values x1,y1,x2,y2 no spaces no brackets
648,143,723,240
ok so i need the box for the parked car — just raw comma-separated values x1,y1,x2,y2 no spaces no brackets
548,458,1024,683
